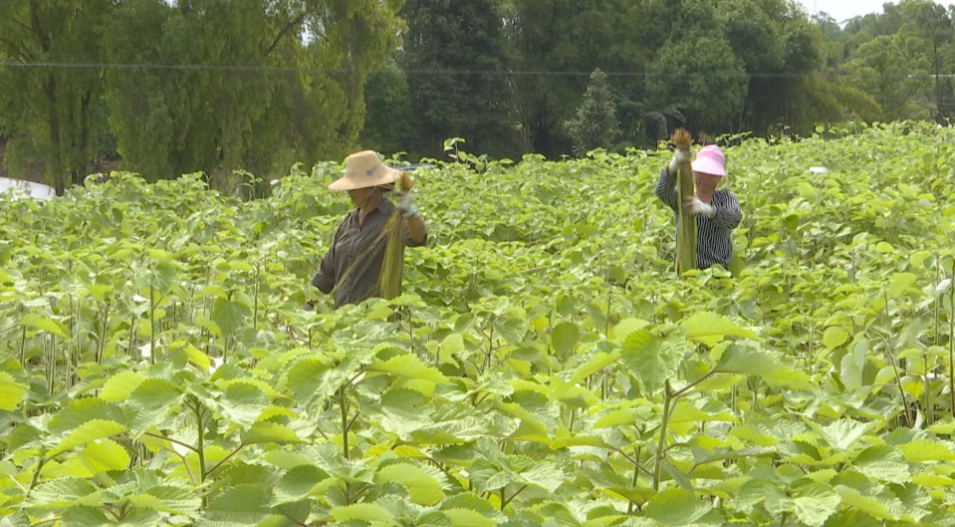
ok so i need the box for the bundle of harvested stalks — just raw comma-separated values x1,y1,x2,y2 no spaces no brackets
671,129,696,276
379,172,416,300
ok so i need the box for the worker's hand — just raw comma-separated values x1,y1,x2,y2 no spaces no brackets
668,148,690,174
396,189,418,218
685,197,715,218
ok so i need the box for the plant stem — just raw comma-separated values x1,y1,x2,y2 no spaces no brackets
149,285,156,365
653,381,673,491
340,385,350,460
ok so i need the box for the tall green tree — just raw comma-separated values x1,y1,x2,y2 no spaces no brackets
105,0,404,181
400,0,515,159
564,69,620,156
0,0,115,194
504,0,648,157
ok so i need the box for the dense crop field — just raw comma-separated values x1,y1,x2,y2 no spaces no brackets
3,122,955,527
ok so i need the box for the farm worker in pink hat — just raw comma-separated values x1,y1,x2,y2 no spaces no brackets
307,150,428,309
655,143,742,270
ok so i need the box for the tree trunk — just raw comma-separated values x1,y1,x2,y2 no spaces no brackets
45,74,65,196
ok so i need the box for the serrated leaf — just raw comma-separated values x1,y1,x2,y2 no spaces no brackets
713,344,782,376
681,312,757,346
241,422,303,444
619,330,683,392
25,478,98,508
48,419,128,458
376,463,446,506
0,512,30,527
100,371,148,402
898,440,955,462
20,313,69,339
79,439,130,474
212,299,250,337
644,488,723,526
791,483,841,527
570,351,620,384
151,260,178,292
887,272,918,299
0,371,28,411
372,354,449,384
184,345,211,372
198,485,275,527
516,461,564,493
220,383,269,427
443,508,495,527
126,379,182,434
816,420,869,451
277,464,330,501
835,486,895,520
612,318,650,345
331,503,394,522
127,486,202,514
852,446,910,484
48,398,126,434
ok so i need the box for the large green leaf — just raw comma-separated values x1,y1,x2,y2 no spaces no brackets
0,371,28,411
197,485,275,527
712,344,782,376
681,312,757,346
570,350,620,384
100,371,148,403
619,330,683,392
852,446,910,484
791,483,841,527
125,378,182,434
551,322,580,355
212,299,251,337
219,383,270,427
25,478,99,508
48,419,128,458
126,486,202,514
20,313,69,339
376,462,446,506
643,489,723,526
241,422,303,444
331,503,395,523
371,353,449,384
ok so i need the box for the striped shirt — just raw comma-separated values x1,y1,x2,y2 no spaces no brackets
655,167,741,270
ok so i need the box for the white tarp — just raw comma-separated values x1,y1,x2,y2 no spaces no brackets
0,177,55,200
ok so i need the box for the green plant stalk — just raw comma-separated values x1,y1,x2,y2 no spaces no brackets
340,385,350,460
253,265,259,329
676,160,697,276
149,285,156,366
194,400,205,484
628,446,642,514
653,381,673,491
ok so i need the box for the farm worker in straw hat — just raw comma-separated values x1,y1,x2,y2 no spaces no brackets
655,143,741,270
308,151,427,309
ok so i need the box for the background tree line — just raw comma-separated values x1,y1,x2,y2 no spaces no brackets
0,0,953,193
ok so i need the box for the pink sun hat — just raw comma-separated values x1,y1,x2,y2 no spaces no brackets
691,145,727,177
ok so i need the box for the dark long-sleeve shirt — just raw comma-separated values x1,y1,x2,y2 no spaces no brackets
655,167,741,270
311,199,426,308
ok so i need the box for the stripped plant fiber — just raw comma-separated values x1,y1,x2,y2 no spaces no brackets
672,129,697,276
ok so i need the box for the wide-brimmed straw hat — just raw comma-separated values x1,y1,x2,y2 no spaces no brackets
328,150,402,191
691,145,726,177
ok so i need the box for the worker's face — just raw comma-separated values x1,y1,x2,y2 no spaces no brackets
347,187,373,207
694,172,721,194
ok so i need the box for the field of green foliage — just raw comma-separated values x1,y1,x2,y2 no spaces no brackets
3,122,955,527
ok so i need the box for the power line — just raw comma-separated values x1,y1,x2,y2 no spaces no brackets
3,61,955,79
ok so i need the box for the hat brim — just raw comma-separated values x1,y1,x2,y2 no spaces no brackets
328,166,402,190
691,159,726,177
